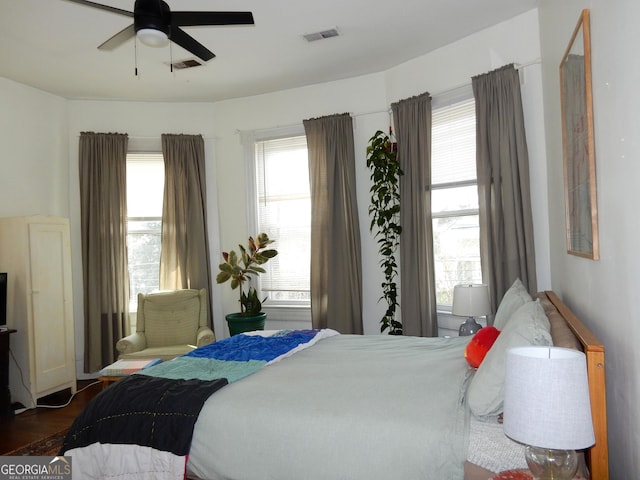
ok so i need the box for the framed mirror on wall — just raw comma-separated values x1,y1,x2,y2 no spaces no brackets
560,9,599,260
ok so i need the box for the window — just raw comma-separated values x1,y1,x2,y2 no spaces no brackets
431,97,482,307
126,153,164,309
254,135,311,307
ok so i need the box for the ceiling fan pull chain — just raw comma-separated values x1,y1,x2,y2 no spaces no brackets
134,36,138,77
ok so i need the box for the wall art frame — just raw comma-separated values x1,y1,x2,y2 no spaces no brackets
560,9,599,259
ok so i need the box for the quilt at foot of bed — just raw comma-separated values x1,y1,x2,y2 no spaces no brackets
61,375,229,479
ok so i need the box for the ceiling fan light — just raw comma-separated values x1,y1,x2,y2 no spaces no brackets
137,28,169,47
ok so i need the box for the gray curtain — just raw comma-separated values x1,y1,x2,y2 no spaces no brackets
79,132,130,372
391,92,438,337
159,134,214,328
472,64,537,313
303,113,363,334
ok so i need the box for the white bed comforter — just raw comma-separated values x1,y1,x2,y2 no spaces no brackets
187,334,472,480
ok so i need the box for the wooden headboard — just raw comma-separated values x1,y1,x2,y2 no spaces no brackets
538,291,609,480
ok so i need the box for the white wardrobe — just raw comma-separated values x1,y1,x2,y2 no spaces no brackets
0,215,76,408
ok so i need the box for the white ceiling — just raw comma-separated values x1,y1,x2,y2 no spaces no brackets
0,0,539,103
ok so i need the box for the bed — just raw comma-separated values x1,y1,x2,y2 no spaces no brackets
61,289,608,480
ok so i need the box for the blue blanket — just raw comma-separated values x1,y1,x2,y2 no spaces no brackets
140,329,337,383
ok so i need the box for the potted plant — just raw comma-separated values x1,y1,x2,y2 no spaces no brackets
216,233,278,335
366,130,403,335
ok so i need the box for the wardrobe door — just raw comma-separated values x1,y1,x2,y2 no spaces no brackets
28,222,75,394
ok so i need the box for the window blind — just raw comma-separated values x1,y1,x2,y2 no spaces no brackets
126,153,164,217
255,136,311,301
431,98,476,185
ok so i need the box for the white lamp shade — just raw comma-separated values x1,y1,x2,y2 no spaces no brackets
137,28,169,47
503,346,595,450
452,284,491,317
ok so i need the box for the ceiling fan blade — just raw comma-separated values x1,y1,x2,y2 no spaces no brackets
62,0,133,18
170,27,215,62
171,11,254,27
98,24,136,50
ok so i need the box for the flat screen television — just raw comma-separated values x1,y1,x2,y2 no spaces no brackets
0,272,6,327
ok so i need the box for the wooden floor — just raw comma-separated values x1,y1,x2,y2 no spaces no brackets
0,380,102,454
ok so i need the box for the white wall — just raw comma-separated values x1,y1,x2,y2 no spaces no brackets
0,78,69,217
539,0,639,477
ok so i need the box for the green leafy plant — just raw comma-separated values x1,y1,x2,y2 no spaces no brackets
216,233,278,316
366,130,403,335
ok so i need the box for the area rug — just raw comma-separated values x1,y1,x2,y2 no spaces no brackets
4,428,68,456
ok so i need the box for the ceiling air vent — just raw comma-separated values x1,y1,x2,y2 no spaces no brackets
165,59,204,70
303,28,339,42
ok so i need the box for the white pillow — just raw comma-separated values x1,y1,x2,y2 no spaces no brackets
467,299,552,417
492,278,533,330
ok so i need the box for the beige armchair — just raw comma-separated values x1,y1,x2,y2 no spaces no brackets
116,288,215,361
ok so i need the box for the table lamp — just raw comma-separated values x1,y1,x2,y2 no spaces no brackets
452,284,490,336
503,346,595,480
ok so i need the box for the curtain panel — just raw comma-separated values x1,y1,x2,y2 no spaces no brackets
159,133,214,329
391,92,438,337
472,64,537,312
79,132,130,372
303,113,363,334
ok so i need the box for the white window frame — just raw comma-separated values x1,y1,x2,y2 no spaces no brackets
126,152,164,314
430,88,483,313
243,126,312,323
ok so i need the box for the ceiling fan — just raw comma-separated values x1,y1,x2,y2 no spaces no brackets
65,0,254,62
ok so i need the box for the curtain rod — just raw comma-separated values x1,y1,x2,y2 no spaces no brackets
515,57,542,70
352,108,391,118
129,134,216,140
430,57,542,98
75,134,215,140
238,108,392,135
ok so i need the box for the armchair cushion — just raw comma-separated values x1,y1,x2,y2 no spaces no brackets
143,292,202,348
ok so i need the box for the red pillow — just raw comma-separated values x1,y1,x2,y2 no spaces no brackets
465,326,500,368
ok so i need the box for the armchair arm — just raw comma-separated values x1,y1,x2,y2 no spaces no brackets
116,332,147,354
196,326,215,347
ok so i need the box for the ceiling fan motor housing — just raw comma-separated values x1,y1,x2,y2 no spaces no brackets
134,0,171,37
65,0,254,62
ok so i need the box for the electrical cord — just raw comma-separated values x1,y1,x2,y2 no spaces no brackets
8,347,36,410
9,347,101,414
35,380,102,409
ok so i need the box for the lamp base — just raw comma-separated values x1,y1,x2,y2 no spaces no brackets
458,316,482,336
525,445,578,480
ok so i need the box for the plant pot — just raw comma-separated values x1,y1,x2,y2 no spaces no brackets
225,312,267,336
